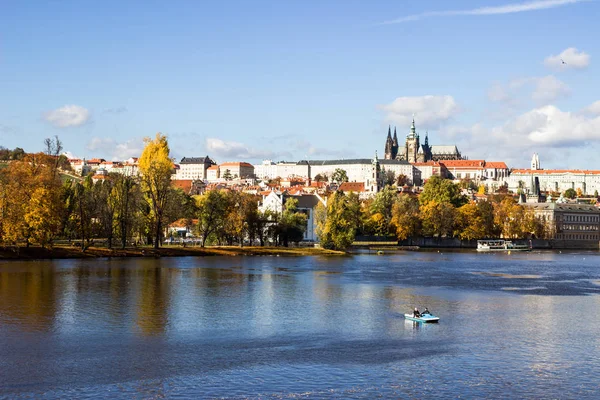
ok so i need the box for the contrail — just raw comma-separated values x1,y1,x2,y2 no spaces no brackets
381,0,591,25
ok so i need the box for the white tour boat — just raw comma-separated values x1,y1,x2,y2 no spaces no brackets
476,239,531,252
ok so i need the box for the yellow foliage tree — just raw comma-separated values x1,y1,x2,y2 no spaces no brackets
139,133,174,249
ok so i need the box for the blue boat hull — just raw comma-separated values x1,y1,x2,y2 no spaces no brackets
404,313,440,323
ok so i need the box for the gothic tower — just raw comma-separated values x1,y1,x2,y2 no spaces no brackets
384,126,394,160
531,153,540,170
392,127,399,159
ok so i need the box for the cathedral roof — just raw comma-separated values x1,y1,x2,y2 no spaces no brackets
430,145,459,154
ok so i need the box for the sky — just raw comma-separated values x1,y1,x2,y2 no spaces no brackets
1,0,600,169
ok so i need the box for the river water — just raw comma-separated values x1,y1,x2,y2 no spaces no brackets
1,251,599,399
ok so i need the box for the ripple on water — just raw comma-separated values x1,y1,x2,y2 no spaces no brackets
471,272,543,279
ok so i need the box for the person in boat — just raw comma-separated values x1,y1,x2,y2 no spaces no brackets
413,308,421,318
423,307,431,315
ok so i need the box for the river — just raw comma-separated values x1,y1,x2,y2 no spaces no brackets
1,251,599,399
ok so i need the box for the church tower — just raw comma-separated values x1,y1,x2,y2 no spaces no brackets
405,117,420,163
384,126,394,160
531,153,540,170
392,127,399,159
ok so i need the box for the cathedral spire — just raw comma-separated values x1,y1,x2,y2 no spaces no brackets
387,125,392,140
425,130,429,146
392,127,398,146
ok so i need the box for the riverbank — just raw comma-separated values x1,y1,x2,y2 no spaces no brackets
0,245,346,260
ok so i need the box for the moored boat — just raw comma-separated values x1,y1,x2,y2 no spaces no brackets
477,239,531,252
404,313,440,323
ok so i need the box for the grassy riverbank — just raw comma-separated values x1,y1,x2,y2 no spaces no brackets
0,245,346,260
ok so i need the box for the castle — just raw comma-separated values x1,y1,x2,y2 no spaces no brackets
384,118,464,163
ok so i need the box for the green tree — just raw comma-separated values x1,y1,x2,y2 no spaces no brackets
419,176,466,208
564,188,576,199
275,198,307,247
195,189,229,246
139,133,174,249
317,191,356,250
369,185,397,235
222,169,233,181
331,168,349,184
383,169,396,186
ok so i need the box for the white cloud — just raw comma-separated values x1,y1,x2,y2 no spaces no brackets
488,75,570,106
544,47,591,70
43,105,90,128
87,137,144,160
205,138,281,160
379,95,460,128
491,103,600,147
530,75,571,103
583,100,600,115
383,0,589,24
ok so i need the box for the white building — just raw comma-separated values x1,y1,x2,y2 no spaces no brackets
253,160,310,180
508,154,600,195
175,156,216,180
259,192,326,241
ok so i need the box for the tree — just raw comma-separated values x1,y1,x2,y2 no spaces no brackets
564,188,576,199
391,194,421,240
331,168,349,184
595,190,599,198
109,174,141,249
274,198,307,247
383,169,396,186
576,188,583,198
317,191,357,250
493,197,529,239
454,202,485,240
396,174,408,187
139,133,174,249
222,169,233,181
369,185,397,235
420,201,456,238
195,189,229,246
419,176,466,208
314,173,328,183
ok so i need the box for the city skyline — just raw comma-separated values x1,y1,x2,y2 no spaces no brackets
2,0,600,169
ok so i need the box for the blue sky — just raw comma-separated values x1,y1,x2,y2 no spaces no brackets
1,0,599,169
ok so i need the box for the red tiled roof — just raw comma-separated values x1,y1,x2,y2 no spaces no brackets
512,169,600,175
338,182,365,192
171,180,193,192
485,162,508,169
220,162,254,167
413,161,442,167
207,165,219,170
441,160,485,168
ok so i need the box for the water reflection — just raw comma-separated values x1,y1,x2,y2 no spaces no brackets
1,253,600,399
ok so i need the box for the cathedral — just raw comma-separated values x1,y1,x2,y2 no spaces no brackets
384,118,464,163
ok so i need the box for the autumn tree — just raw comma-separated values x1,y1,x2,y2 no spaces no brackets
368,185,397,236
420,201,456,238
391,194,421,240
317,191,357,250
195,189,229,246
109,174,141,249
419,176,467,208
274,198,307,247
139,133,174,249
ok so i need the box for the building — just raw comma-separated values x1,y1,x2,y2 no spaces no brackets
413,161,448,184
259,192,326,241
524,202,600,242
508,154,600,195
175,156,216,180
219,162,255,179
253,160,310,180
384,118,464,163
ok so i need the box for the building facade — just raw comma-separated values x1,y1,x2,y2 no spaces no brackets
175,156,216,180
524,202,600,241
